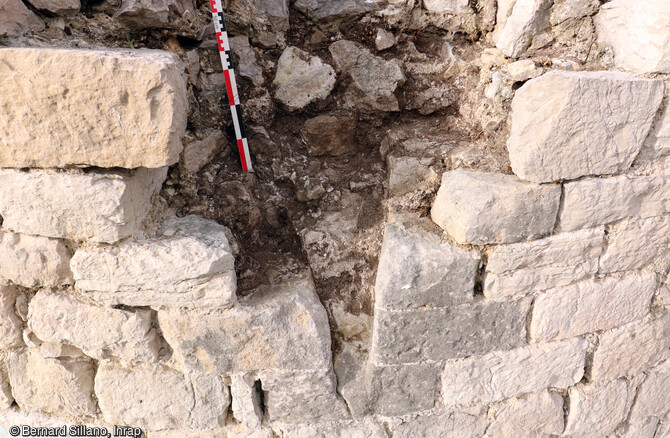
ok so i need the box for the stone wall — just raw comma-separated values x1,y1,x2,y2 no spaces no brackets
0,0,670,437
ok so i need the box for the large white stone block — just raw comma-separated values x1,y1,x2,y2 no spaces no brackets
600,215,670,274
0,232,72,288
564,379,632,438
485,391,564,438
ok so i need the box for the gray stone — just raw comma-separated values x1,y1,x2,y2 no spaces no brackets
0,168,167,243
441,338,588,407
0,285,23,350
27,0,79,14
294,0,382,22
387,156,441,196
495,0,552,57
507,71,663,183
550,0,599,25
374,223,479,309
230,375,263,429
71,215,236,309
28,290,159,363
96,363,229,430
330,40,406,111
371,298,529,364
114,0,195,28
0,0,44,37
368,363,440,416
564,379,632,438
181,131,226,174
630,361,670,421
230,36,265,86
158,275,332,373
273,47,335,110
530,273,656,343
485,391,564,438
0,232,73,288
375,28,395,51
431,169,561,245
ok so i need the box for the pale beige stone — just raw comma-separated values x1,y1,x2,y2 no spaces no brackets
600,215,670,274
390,406,488,438
0,232,72,288
630,360,670,421
441,338,587,407
0,285,23,350
27,0,80,14
285,419,387,438
0,0,44,36
485,391,564,438
530,273,656,343
495,0,552,57
230,375,263,429
28,290,159,363
0,48,187,168
423,0,471,14
564,379,632,438
0,168,167,243
273,47,335,110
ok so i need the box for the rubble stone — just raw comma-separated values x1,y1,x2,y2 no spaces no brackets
273,47,335,110
0,232,73,288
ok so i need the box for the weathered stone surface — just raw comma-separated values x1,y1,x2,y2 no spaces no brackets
8,349,96,418
424,0,471,14
530,273,656,343
158,275,332,373
372,298,529,364
230,375,263,429
330,40,406,111
27,0,80,14
0,285,24,350
302,115,356,156
294,0,382,22
0,232,72,288
229,36,264,86
390,406,488,438
387,156,440,196
630,361,670,422
431,169,561,245
0,168,167,243
0,0,44,36
485,391,564,438
114,0,195,28
591,313,670,382
595,0,670,74
0,48,187,168
71,215,236,309
559,174,670,232
181,131,226,174
564,379,632,438
375,28,395,51
273,47,335,110
441,338,587,407
28,290,159,363
550,0,599,25
495,0,552,57
369,363,440,416
623,418,660,438
484,228,603,299
600,215,670,274
285,419,387,438
507,71,663,183
96,363,228,430
0,361,13,410
375,223,479,309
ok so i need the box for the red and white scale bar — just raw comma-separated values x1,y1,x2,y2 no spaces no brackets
209,0,253,172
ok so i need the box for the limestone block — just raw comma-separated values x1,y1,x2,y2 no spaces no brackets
158,275,332,373
230,375,263,429
390,406,488,438
564,379,632,438
441,338,588,407
371,298,529,364
387,156,440,196
600,215,670,274
329,40,406,111
424,0,471,14
530,273,656,343
285,419,387,438
508,71,663,183
484,391,564,438
495,0,552,58
71,215,236,309
484,228,603,299
28,290,159,363
374,223,479,310
294,0,382,22
369,363,440,416
0,285,24,350
8,349,97,418
550,0,599,25
629,361,670,421
27,0,80,14
0,0,44,36
595,0,670,74
431,169,561,245
559,174,670,231
622,418,660,438
0,168,167,243
0,48,187,168
273,47,335,110
591,313,670,382
0,232,72,288
95,363,229,430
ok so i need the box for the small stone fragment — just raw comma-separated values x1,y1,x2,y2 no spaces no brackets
273,47,336,110
229,36,265,86
495,0,552,58
387,156,440,196
375,28,395,51
0,0,44,37
231,375,263,429
181,131,226,174
294,0,382,22
0,285,23,350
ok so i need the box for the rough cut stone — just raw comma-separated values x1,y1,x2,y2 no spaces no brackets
8,349,97,418
230,375,263,429
371,297,529,364
630,361,670,421
329,40,406,111
286,419,387,438
273,47,335,110
181,131,226,174
158,275,332,373
302,115,356,156
0,48,187,168
559,174,670,232
595,0,670,74
485,391,564,438
431,169,561,245
114,0,195,28
71,215,236,309
392,408,488,438
530,273,656,343
96,363,229,430
294,0,382,22
375,28,395,51
387,156,440,196
0,168,167,243
507,71,663,183
0,0,44,37
28,290,159,363
0,285,24,350
484,228,603,300
0,232,73,288
495,0,552,57
375,223,479,309
550,0,599,25
564,379,632,438
441,338,588,407
591,313,670,382
424,0,471,14
600,215,670,274
27,0,80,14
